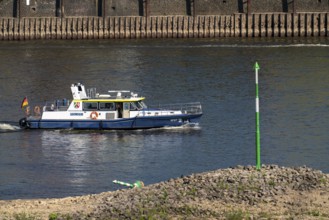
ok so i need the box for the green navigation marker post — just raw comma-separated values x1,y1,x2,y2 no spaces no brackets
254,62,261,170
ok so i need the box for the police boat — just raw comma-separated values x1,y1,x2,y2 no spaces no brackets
19,83,202,130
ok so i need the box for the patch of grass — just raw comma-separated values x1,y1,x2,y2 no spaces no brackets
321,213,329,218
308,209,320,217
137,206,169,220
13,213,38,220
187,187,198,197
268,179,276,187
161,189,168,201
249,184,261,192
319,176,328,185
171,204,200,217
48,213,58,220
258,211,274,219
48,213,75,220
142,204,203,218
224,209,246,220
217,181,229,190
181,205,195,216
236,184,245,193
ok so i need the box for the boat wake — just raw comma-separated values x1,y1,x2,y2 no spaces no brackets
0,122,22,133
162,123,201,130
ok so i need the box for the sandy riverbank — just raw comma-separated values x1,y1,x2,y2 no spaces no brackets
1,165,329,219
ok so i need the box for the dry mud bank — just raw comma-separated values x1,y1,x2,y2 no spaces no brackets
1,165,329,219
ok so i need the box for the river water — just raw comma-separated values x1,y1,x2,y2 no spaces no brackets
0,38,328,200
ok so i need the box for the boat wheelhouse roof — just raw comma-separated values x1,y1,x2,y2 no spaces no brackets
74,97,145,103
71,83,145,103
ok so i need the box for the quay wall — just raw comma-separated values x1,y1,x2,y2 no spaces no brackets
0,0,328,40
1,0,329,17
0,13,328,40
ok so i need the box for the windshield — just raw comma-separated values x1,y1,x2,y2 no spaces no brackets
130,101,147,110
137,101,147,109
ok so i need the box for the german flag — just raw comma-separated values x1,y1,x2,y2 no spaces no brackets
21,97,29,109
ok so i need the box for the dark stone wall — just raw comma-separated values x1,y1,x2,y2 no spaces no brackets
295,0,329,12
63,0,97,17
0,0,328,18
195,0,239,15
244,0,284,13
249,0,329,13
20,0,57,17
105,0,141,16
148,0,187,16
0,0,15,17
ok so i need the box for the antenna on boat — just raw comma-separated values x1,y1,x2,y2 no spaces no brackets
87,88,97,98
108,90,130,93
108,90,131,98
131,92,138,97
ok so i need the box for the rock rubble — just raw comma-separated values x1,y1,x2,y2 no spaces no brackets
1,164,328,219
77,165,329,219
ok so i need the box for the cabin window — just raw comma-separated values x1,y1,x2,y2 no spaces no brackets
99,102,115,111
123,102,130,110
129,101,147,110
130,102,138,110
137,101,147,109
83,102,98,110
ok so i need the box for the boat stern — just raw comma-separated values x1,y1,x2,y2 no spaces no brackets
19,117,29,129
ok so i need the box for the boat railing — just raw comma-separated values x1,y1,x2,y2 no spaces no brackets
148,102,202,115
43,100,70,112
87,88,97,98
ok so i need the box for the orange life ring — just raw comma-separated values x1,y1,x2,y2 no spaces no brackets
34,106,41,116
90,111,98,120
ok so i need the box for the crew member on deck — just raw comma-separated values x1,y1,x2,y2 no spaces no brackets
116,103,123,118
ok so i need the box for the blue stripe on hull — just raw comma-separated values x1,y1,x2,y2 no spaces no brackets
100,119,135,129
26,114,202,130
29,121,72,129
72,121,101,129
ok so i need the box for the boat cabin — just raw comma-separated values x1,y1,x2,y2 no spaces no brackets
42,83,148,120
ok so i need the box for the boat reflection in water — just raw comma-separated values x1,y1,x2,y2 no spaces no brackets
39,125,200,192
